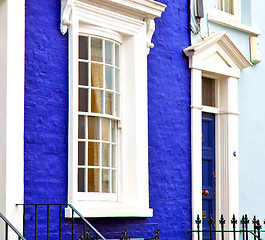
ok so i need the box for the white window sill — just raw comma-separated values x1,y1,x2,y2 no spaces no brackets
208,13,261,36
65,203,153,218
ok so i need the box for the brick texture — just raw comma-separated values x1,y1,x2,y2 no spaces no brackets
24,0,191,239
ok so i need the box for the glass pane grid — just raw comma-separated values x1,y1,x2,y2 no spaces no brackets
78,35,119,195
78,115,117,194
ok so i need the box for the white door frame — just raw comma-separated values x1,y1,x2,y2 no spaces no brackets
184,32,251,238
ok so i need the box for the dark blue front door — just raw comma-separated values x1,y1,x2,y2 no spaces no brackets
202,112,215,239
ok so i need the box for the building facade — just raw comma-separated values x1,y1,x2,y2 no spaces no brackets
0,0,192,239
4,0,265,239
187,0,265,238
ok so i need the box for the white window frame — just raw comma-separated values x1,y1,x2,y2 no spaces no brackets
184,32,251,238
61,0,166,217
214,0,241,22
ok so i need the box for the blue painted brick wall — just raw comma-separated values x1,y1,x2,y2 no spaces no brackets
24,0,191,239
147,0,191,238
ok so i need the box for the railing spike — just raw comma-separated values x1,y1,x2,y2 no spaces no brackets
231,214,237,225
120,228,130,240
154,227,159,240
231,214,237,240
219,214,225,224
208,214,214,226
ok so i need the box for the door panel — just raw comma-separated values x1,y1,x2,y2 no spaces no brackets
202,112,215,239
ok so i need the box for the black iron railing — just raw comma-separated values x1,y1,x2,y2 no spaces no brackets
0,211,26,240
190,214,264,240
17,203,159,240
17,203,105,240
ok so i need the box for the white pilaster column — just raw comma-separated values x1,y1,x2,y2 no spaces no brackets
191,69,202,239
0,0,25,238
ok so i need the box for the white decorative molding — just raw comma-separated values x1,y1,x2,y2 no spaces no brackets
61,0,166,35
61,0,74,34
184,32,252,70
145,18,155,54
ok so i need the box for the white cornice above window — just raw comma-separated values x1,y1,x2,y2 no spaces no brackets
61,0,166,53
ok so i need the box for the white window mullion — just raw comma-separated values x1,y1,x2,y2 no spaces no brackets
103,40,106,115
109,119,112,193
99,117,102,193
88,37,91,113
84,116,88,192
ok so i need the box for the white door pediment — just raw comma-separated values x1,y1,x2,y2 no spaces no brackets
184,32,252,236
203,51,231,68
183,32,252,78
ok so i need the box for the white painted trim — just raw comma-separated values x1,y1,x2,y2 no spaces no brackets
184,34,250,237
184,32,252,70
190,69,202,240
61,0,166,54
208,13,262,36
0,0,25,238
67,0,164,217
61,0,166,28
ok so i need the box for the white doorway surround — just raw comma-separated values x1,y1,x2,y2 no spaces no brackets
184,32,251,238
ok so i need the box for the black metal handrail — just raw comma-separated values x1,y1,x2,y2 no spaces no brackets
0,211,26,240
17,203,105,240
17,203,159,240
68,204,106,240
190,214,264,240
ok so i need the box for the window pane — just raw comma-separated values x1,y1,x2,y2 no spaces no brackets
115,94,120,117
224,0,233,14
105,41,114,65
78,168,85,192
88,117,99,140
105,66,114,90
79,88,88,112
202,77,215,107
102,143,110,167
215,0,222,10
105,92,114,115
115,69,120,92
91,63,103,88
79,62,88,86
112,170,117,193
91,38,103,62
91,89,103,113
102,169,110,193
88,168,100,192
111,120,116,143
88,142,100,166
78,115,85,139
112,145,116,168
102,118,110,141
78,142,85,165
115,44,120,67
79,36,88,60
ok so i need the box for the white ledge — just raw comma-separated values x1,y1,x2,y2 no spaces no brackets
208,13,261,36
65,205,153,218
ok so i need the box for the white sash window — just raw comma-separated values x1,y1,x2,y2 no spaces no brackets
78,36,120,201
61,0,166,217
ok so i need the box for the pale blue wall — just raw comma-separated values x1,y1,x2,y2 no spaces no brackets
190,0,265,227
238,0,265,222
